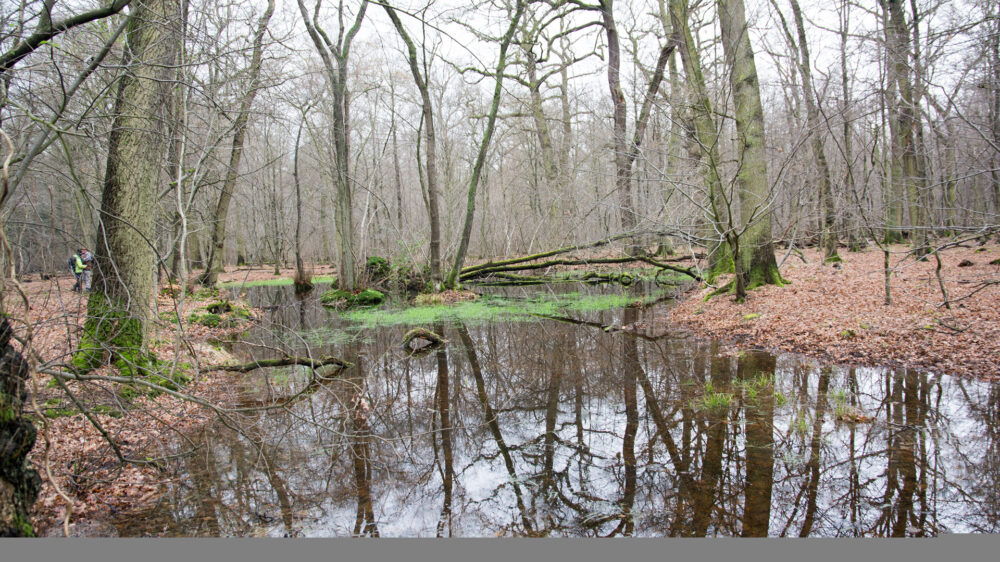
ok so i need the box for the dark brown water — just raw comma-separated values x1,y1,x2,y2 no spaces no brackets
117,285,1000,537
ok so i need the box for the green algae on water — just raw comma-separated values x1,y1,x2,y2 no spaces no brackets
338,290,667,329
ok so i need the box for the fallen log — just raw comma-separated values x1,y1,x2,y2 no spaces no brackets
402,328,447,357
209,355,350,372
459,230,696,277
462,255,701,283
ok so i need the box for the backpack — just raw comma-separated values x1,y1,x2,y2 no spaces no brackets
69,254,79,272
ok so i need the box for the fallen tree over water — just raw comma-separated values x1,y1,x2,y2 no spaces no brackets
458,232,704,285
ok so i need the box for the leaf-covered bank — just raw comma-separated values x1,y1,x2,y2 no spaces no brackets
665,244,1000,380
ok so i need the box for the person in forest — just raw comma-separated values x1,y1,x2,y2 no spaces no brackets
80,247,93,291
70,249,86,292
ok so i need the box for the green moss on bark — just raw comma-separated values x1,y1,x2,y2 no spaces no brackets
1,318,42,537
706,244,735,283
745,260,787,292
73,294,154,377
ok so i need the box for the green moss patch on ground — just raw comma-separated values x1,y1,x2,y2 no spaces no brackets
320,288,386,308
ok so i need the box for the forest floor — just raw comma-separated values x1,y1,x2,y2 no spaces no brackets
8,275,253,536
662,242,1000,381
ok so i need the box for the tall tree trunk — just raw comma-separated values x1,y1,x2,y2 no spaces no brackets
296,0,367,291
293,111,309,286
390,83,405,231
883,0,928,255
988,1,1000,218
667,0,732,279
445,1,526,288
839,0,862,250
787,0,840,262
76,0,181,375
601,0,636,242
524,27,560,201
382,3,442,289
600,0,673,255
200,0,275,286
718,0,784,300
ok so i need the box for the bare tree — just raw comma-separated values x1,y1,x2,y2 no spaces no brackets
780,0,840,263
198,0,274,287
296,0,368,291
447,0,527,288
382,1,443,289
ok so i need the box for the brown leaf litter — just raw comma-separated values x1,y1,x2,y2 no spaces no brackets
662,243,1000,381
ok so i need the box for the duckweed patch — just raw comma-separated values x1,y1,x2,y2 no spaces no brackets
338,290,668,329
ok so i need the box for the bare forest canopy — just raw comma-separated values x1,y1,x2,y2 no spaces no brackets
0,0,998,285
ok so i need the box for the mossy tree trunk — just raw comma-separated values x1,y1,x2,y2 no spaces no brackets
200,0,275,287
883,0,929,256
77,0,181,376
718,0,783,300
666,0,732,280
0,319,41,536
989,2,1000,218
445,1,526,289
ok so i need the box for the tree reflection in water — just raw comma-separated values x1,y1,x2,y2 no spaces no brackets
117,287,1000,537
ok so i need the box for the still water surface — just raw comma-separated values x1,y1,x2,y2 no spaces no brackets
117,284,1000,536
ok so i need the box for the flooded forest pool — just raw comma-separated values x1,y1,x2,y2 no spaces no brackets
118,283,1000,536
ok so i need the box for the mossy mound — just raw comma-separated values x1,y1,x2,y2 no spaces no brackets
189,312,222,327
352,289,386,306
321,289,353,305
365,256,391,280
206,300,232,314
189,300,254,329
321,288,386,308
